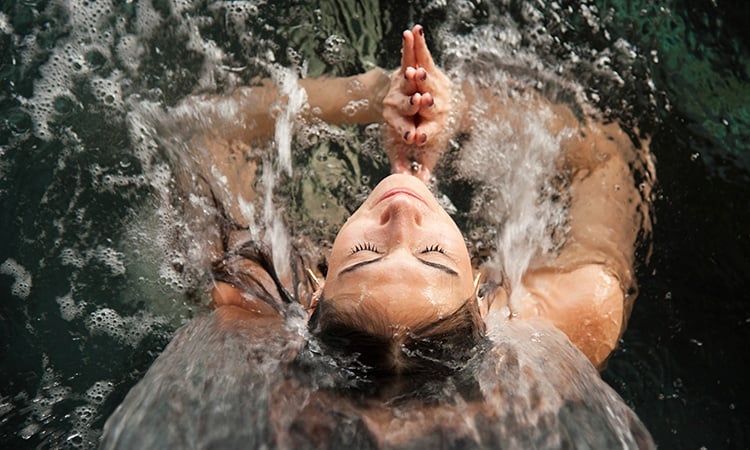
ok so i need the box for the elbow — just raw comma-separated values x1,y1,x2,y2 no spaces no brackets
567,267,626,369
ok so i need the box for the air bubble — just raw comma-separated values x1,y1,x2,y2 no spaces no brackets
341,99,368,117
321,34,347,65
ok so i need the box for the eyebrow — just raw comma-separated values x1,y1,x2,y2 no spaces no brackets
338,256,459,278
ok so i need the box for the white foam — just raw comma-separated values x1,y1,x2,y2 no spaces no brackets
1,258,32,299
93,246,127,276
22,0,118,139
86,308,166,347
85,380,114,405
56,292,86,321
91,72,125,110
60,247,85,268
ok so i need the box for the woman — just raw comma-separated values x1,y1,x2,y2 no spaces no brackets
102,26,654,449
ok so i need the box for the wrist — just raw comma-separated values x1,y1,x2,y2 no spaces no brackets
360,67,391,120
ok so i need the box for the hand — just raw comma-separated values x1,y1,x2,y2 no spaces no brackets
382,24,452,182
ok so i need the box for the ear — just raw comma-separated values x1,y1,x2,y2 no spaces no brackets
309,283,325,311
305,267,325,310
473,272,489,319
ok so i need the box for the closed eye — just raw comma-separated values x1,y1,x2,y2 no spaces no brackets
350,242,381,254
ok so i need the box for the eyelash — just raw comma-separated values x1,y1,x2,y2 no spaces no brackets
423,244,447,254
351,242,380,254
350,242,446,255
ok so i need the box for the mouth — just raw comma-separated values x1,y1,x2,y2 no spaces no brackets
376,188,427,206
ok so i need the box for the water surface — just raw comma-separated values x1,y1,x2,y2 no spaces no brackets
0,0,748,448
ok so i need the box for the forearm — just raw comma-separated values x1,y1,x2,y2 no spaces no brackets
300,68,391,126
178,68,391,144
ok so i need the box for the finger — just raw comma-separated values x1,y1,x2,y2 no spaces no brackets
402,126,417,145
383,109,417,145
414,119,443,147
401,30,416,70
403,66,418,94
405,92,422,116
384,90,421,115
416,92,436,119
414,67,430,93
413,24,436,72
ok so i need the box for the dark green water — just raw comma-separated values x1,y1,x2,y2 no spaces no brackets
1,0,748,448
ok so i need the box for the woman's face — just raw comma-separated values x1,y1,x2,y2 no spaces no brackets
322,174,475,330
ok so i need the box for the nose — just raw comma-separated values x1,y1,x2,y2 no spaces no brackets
379,196,423,243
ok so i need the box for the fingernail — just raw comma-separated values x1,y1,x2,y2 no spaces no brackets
421,73,427,81
404,131,410,141
421,133,427,144
428,97,434,107
417,26,424,36
409,95,414,105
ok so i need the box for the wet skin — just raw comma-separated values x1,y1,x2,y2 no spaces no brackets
321,174,475,332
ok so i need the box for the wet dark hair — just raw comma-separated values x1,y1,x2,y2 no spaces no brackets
308,294,486,378
213,238,486,380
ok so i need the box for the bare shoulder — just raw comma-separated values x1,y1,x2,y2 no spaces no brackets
514,263,625,368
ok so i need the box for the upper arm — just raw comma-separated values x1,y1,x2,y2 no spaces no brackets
514,264,625,368
211,281,281,318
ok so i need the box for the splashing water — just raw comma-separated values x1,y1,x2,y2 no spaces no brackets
452,87,568,297
433,23,578,298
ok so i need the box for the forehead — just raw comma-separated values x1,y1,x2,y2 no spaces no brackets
324,267,470,322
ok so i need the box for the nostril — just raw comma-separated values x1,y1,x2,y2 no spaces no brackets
379,207,391,225
380,198,423,226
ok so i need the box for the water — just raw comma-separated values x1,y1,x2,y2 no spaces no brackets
100,313,652,449
1,0,748,448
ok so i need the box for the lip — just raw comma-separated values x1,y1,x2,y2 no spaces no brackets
376,188,427,206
